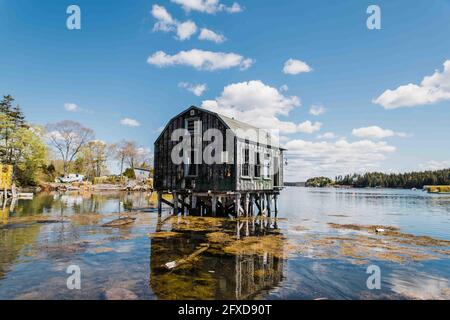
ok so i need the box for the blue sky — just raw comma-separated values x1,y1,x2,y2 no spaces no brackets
0,0,449,180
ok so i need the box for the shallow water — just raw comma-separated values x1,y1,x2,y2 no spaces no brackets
0,188,449,300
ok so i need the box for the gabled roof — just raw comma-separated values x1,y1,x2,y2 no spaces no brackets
155,106,283,149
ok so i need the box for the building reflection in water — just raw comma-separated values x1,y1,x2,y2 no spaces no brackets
150,216,284,300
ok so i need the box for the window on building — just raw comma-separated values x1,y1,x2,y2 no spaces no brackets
254,151,261,178
242,147,250,177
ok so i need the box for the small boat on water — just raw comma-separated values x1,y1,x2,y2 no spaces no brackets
424,185,450,194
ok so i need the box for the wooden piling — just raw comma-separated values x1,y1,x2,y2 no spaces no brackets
191,195,197,215
211,195,217,217
157,192,162,216
235,193,242,217
173,192,178,215
274,194,278,218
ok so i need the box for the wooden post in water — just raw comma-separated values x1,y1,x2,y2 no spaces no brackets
235,193,242,217
255,194,262,216
173,192,178,215
274,194,278,218
267,193,272,217
261,193,266,216
244,193,249,217
191,195,197,215
157,192,163,216
183,195,187,216
211,195,217,217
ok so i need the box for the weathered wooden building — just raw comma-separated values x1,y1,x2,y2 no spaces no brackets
154,106,284,217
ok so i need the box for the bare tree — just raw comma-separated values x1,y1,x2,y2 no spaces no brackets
124,141,139,169
77,140,108,179
46,120,94,175
110,141,127,176
110,140,151,175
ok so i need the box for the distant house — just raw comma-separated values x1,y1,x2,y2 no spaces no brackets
153,106,284,217
58,174,84,183
133,167,151,182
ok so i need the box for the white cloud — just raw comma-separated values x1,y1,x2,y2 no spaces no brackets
352,126,409,139
151,5,197,40
147,49,253,71
373,60,450,109
419,160,450,171
199,81,398,181
284,139,396,181
63,103,92,114
297,121,322,134
176,20,197,40
309,105,326,116
120,118,140,127
279,84,289,92
283,58,313,75
171,0,243,14
201,80,317,135
317,132,336,140
64,103,78,112
178,82,208,96
198,28,226,43
224,2,242,13
151,5,176,32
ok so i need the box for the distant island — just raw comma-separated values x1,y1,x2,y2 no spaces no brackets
289,169,450,189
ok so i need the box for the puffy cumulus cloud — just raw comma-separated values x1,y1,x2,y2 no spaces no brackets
297,121,322,134
283,139,396,181
279,84,289,92
178,82,207,96
201,80,316,134
151,5,176,32
64,103,78,112
317,132,336,140
283,58,312,75
176,20,197,40
373,60,450,109
147,49,253,71
419,160,450,171
64,102,92,114
171,0,243,14
120,118,140,127
198,28,226,43
151,5,197,40
309,105,326,116
352,126,410,139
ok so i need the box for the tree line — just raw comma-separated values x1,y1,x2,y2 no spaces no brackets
0,94,152,186
305,169,450,189
334,170,450,189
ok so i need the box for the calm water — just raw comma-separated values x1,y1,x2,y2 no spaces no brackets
0,188,449,300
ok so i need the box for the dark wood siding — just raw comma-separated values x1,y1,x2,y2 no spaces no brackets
154,108,235,192
154,107,284,193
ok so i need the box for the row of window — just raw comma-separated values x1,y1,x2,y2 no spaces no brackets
241,148,271,179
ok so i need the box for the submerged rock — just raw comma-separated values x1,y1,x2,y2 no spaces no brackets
102,217,136,227
328,223,450,247
36,219,68,224
104,288,138,300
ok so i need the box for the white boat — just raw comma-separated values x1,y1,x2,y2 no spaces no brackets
58,174,85,183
